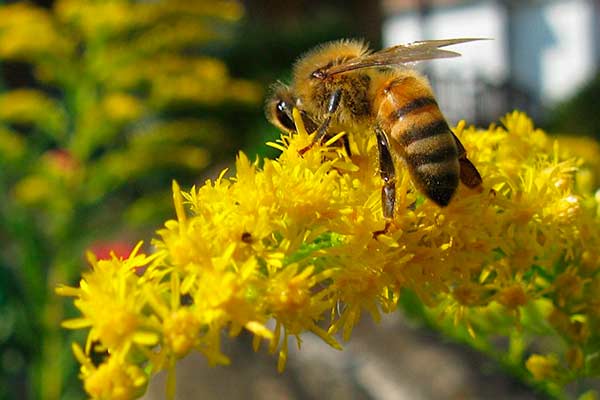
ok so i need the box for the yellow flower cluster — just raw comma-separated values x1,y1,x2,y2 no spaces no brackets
0,1,260,117
0,2,263,398
0,0,258,210
59,111,600,399
0,89,67,139
0,3,72,59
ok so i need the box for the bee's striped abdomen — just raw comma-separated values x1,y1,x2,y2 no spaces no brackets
375,74,459,206
390,96,438,121
401,120,459,206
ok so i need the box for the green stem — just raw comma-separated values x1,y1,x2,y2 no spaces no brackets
39,202,90,399
0,208,49,399
508,330,525,365
40,291,63,400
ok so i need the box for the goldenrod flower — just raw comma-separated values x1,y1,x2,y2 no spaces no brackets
0,3,72,59
102,93,144,122
58,244,160,352
0,1,260,398
60,111,600,399
0,89,66,139
72,343,147,400
0,126,26,162
526,354,560,381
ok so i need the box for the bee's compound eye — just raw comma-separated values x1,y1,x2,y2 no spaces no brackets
311,69,326,79
275,100,296,131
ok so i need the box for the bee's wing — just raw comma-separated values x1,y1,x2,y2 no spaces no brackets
325,38,486,76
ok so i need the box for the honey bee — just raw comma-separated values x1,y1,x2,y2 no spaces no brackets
266,38,483,225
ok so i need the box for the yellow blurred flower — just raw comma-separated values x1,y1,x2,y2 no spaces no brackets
496,284,528,309
0,3,72,59
55,0,133,39
0,127,26,162
526,354,559,381
228,79,265,104
0,89,66,138
12,176,53,205
102,93,144,122
554,135,600,193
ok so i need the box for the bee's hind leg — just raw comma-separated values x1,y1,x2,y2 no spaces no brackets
299,88,342,155
451,132,482,189
373,126,395,237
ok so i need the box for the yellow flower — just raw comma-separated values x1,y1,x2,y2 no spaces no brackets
554,135,600,193
60,111,600,398
102,93,144,122
72,344,147,400
162,308,200,357
496,284,528,309
12,176,53,205
57,244,160,352
526,354,559,381
0,89,66,138
0,3,72,59
566,346,584,371
0,126,25,162
55,0,133,39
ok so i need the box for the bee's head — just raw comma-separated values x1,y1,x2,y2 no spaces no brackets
265,83,317,134
265,83,297,132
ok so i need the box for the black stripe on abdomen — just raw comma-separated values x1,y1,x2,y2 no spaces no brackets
406,144,457,166
400,120,449,147
414,168,459,207
389,97,437,121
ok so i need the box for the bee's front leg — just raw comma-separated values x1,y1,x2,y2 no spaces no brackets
373,126,395,237
299,88,342,155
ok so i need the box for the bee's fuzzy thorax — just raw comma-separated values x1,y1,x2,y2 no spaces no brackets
291,39,369,85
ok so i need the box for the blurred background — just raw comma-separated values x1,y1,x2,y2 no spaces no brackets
0,0,598,399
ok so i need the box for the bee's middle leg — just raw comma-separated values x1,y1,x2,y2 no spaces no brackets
374,126,395,236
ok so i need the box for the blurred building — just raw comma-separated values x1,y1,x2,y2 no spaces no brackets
383,0,600,125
